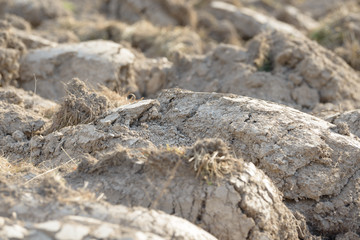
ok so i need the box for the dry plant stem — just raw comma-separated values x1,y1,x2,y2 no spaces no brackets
96,192,105,201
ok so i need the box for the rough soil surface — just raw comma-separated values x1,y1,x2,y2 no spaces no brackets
0,0,360,239
0,0,68,27
0,158,217,240
164,30,360,113
0,21,26,86
326,110,360,138
19,40,138,99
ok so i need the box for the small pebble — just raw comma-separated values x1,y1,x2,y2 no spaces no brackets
55,223,90,240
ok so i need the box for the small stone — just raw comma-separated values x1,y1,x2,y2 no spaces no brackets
35,220,61,233
93,224,114,239
0,217,4,227
99,112,119,125
66,215,101,224
55,223,90,240
12,130,27,141
2,225,28,239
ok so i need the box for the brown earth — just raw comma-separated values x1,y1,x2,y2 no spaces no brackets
0,0,360,239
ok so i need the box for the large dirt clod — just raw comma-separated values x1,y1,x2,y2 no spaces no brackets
103,0,197,28
0,98,46,161
154,89,360,236
165,30,360,113
3,87,357,237
1,1,360,239
263,31,360,109
70,139,305,240
19,40,137,100
210,1,303,38
0,86,58,114
0,161,217,240
1,0,68,27
1,14,31,31
0,102,45,139
276,5,319,32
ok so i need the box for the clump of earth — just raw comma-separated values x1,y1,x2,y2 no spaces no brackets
0,0,359,239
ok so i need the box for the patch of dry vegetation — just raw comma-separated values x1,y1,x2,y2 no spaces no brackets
0,156,12,175
186,139,243,181
45,78,109,133
0,156,94,203
0,155,43,186
144,138,243,182
0,156,35,175
76,138,242,184
44,78,135,134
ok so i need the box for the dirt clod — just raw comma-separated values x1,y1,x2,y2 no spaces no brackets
0,27,26,86
1,0,360,239
45,78,109,134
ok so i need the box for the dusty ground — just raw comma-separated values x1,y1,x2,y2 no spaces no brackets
0,0,360,239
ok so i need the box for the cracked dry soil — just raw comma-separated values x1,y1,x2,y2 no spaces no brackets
1,0,360,239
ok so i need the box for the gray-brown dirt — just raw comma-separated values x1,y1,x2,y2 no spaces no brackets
0,1,360,239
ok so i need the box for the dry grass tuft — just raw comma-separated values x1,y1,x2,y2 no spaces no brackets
0,156,44,188
186,139,242,181
0,157,95,204
144,139,242,182
0,156,12,175
44,78,136,134
0,156,38,176
139,139,242,207
45,78,109,134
